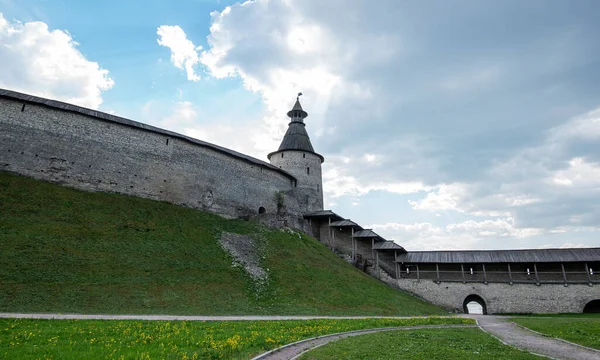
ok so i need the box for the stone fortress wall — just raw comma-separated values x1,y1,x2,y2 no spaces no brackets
0,90,304,222
395,280,599,314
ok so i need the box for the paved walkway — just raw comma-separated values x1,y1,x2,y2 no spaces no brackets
472,315,600,360
252,324,477,360
0,313,429,321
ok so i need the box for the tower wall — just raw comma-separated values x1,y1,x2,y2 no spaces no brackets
269,150,323,214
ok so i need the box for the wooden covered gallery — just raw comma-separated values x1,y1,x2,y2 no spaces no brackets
304,210,393,265
394,248,600,286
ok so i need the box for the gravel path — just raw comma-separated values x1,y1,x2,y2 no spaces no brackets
473,315,600,360
251,324,477,360
0,313,435,321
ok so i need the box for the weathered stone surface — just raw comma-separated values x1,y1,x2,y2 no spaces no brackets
269,150,323,214
395,279,600,313
0,96,305,221
219,232,267,283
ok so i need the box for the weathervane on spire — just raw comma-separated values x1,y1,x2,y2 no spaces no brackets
297,92,303,100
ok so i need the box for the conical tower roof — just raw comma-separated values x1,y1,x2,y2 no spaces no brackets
268,95,324,162
277,120,315,152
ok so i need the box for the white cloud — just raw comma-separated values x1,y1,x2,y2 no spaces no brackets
538,242,588,249
143,100,267,158
157,25,203,81
370,221,476,250
548,108,600,141
408,183,468,213
323,164,431,198
372,218,543,250
445,218,543,238
148,101,198,130
550,157,600,188
0,13,114,109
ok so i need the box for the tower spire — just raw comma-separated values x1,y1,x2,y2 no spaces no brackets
287,92,308,120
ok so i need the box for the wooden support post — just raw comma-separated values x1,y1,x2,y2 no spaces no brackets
416,264,420,282
461,264,465,283
328,216,331,248
585,263,592,285
332,228,335,252
350,226,356,261
482,264,487,284
435,263,440,283
561,263,568,286
395,261,400,281
507,263,513,284
533,263,540,285
371,238,375,263
376,251,380,279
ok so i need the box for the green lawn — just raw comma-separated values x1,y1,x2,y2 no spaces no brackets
508,313,600,318
0,172,444,316
0,317,474,359
299,328,540,360
511,317,600,350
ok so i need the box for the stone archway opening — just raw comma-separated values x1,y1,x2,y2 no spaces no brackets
258,206,266,214
463,294,487,315
583,299,600,313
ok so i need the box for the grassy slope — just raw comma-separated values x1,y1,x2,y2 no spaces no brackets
299,328,540,360
0,172,444,315
511,317,600,350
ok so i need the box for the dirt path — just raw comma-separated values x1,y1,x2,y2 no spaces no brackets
473,315,600,360
251,324,477,360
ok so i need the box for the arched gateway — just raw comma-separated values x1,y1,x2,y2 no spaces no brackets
463,294,487,314
583,300,600,313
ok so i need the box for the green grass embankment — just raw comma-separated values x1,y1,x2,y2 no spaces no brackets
299,328,541,360
0,172,444,315
0,317,473,359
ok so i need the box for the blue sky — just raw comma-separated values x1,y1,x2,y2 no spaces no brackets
1,0,600,250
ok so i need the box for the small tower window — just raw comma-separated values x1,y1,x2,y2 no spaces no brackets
281,153,284,158
303,153,306,158
306,167,310,175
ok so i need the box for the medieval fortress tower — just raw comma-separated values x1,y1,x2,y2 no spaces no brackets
268,96,324,214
